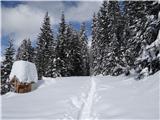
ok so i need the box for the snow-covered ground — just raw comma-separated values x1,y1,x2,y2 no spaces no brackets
1,72,160,120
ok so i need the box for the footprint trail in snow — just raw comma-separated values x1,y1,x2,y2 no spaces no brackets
79,77,97,120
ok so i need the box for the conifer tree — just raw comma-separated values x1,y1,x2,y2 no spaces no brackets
63,24,75,76
16,39,34,62
1,38,15,94
123,1,147,67
36,12,57,79
97,1,110,75
107,1,125,75
79,23,90,76
90,1,159,77
134,1,160,78
91,12,102,75
56,17,85,76
56,13,90,76
91,1,111,75
56,12,69,76
70,28,84,76
98,1,122,75
91,13,98,75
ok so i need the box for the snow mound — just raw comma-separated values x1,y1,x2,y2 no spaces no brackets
37,77,56,89
9,60,38,83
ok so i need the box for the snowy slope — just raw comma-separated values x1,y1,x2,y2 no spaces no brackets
92,73,160,119
2,77,90,120
1,72,160,120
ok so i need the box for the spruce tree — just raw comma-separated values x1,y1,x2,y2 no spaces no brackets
92,1,110,75
91,1,112,76
63,24,74,76
56,13,90,76
103,1,125,76
97,1,110,75
45,34,57,78
56,19,84,76
16,39,34,62
123,1,147,67
90,1,159,77
91,13,98,75
70,28,84,76
91,12,102,75
1,38,15,95
56,12,69,76
79,23,90,76
134,1,160,78
36,12,57,79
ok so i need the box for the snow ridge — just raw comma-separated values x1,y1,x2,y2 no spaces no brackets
79,77,97,120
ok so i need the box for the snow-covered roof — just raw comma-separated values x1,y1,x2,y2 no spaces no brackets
9,60,38,83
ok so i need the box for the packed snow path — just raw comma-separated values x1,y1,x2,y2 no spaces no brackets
1,72,159,120
79,77,96,120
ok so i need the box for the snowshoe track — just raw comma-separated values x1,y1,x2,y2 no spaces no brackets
79,77,97,120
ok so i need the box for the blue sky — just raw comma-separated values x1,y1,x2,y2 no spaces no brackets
1,1,102,55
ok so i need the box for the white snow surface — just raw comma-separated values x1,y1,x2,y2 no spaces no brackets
9,60,38,83
2,72,160,120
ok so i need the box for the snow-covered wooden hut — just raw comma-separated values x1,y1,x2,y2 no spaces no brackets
9,60,38,93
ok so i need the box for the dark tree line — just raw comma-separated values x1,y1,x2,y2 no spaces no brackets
91,1,160,77
36,12,89,79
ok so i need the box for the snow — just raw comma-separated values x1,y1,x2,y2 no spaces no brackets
0,55,5,62
140,67,149,76
146,30,160,50
9,60,38,83
79,77,96,120
2,72,160,120
94,73,159,119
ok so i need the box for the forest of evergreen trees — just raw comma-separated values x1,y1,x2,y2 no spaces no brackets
91,1,160,76
1,1,160,94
